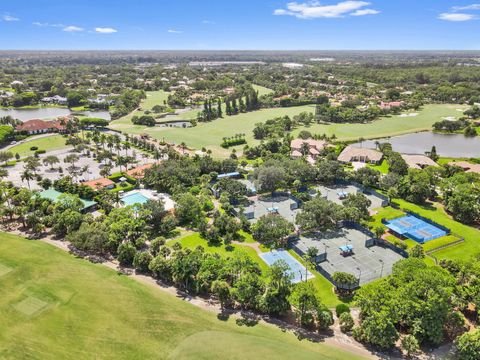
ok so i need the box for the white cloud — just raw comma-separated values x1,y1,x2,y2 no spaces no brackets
438,13,476,22
62,25,84,32
351,8,379,16
95,27,117,34
167,29,183,33
33,22,64,28
2,14,19,22
273,1,379,19
202,20,215,24
452,4,480,11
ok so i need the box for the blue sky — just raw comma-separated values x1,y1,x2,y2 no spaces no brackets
0,0,479,50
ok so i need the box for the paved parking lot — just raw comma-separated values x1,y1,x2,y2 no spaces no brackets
7,147,152,190
315,184,387,210
291,228,404,285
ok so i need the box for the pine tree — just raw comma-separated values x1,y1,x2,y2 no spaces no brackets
226,100,231,116
239,97,246,112
232,98,238,114
245,93,251,111
217,99,223,118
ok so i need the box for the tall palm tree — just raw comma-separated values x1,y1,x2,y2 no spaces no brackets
21,169,34,189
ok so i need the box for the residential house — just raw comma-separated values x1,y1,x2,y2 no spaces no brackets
401,154,438,169
290,138,328,164
15,118,70,135
337,146,383,164
448,161,480,174
83,178,115,190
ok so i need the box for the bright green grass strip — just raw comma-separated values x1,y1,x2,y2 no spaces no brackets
0,232,364,360
287,250,344,307
8,134,68,157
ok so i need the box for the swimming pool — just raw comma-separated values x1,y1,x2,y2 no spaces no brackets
121,192,150,207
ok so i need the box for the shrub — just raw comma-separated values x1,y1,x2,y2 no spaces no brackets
117,243,136,266
335,303,351,317
30,146,38,151
339,312,355,333
133,251,153,273
34,149,46,155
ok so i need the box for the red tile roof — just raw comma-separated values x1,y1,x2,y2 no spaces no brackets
15,117,70,132
83,178,115,190
126,163,155,179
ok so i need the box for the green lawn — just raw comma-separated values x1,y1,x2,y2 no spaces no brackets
367,159,389,174
391,199,480,261
0,232,364,360
167,232,270,273
252,84,274,96
110,101,465,158
287,250,343,307
8,134,68,157
297,104,466,141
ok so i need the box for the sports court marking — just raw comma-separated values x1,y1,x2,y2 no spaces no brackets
14,296,49,316
260,250,313,283
0,263,13,277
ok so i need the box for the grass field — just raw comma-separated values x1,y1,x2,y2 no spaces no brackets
8,134,68,157
0,232,364,360
252,84,274,96
297,104,466,141
110,96,465,157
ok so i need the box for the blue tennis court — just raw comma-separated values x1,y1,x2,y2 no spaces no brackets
260,250,313,283
385,215,447,243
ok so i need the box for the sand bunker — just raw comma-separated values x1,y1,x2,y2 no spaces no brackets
443,116,457,121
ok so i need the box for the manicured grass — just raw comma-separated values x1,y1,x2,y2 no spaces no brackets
111,101,465,158
168,232,270,273
0,232,364,360
8,134,68,157
392,199,480,261
287,250,343,307
367,159,389,174
252,84,274,96
110,102,314,157
296,104,467,141
368,206,404,230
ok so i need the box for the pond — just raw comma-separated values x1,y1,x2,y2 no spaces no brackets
0,107,111,121
355,132,480,158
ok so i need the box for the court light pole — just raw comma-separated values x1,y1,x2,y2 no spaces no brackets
379,259,384,277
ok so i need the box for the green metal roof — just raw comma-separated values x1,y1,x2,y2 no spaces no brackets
39,188,97,210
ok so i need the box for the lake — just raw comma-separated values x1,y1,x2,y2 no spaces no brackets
356,132,480,158
0,108,111,121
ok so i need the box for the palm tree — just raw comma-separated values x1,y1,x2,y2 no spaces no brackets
21,169,34,189
300,141,311,156
302,247,319,282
